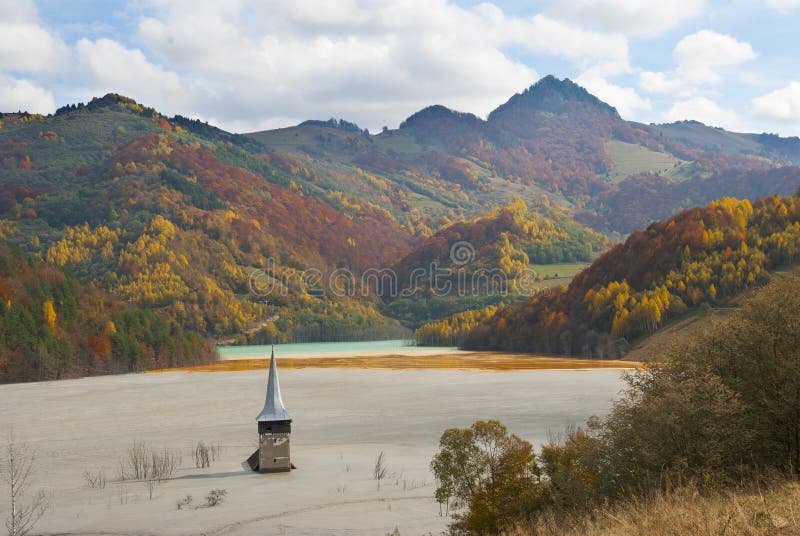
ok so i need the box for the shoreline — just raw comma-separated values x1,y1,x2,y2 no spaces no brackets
216,340,460,360
218,346,465,360
148,352,640,373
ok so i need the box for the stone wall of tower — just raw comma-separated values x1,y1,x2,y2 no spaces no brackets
258,432,291,473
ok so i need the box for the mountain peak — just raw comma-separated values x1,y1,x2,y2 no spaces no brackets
399,105,483,130
488,76,619,122
298,117,368,134
54,93,154,117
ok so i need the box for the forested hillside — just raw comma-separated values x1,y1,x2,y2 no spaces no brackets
0,241,215,383
458,194,800,356
385,199,607,331
0,94,414,382
4,78,800,382
250,75,800,236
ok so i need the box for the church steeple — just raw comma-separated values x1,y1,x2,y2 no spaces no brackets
256,347,291,423
247,347,293,473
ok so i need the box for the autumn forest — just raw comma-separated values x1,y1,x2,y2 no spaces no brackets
2,78,800,383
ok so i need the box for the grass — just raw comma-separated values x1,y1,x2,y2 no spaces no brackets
652,121,762,156
528,262,590,288
603,140,687,184
371,130,429,154
246,125,322,151
510,478,800,535
146,353,639,373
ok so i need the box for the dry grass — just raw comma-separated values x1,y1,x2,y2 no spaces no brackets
603,140,687,184
146,353,639,373
509,480,800,536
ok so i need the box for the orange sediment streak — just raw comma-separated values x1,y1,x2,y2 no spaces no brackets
146,353,640,373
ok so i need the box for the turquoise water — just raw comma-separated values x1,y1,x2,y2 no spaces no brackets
218,339,457,359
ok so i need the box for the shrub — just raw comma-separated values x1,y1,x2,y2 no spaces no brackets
374,451,388,481
176,494,192,510
194,442,210,468
194,441,222,468
205,489,227,507
118,441,180,482
83,469,106,489
431,420,549,534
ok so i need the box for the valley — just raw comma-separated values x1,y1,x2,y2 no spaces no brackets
3,5,800,535
1,76,800,386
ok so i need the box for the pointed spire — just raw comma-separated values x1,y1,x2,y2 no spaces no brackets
256,346,291,422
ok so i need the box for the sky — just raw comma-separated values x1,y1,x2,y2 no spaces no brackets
1,0,800,135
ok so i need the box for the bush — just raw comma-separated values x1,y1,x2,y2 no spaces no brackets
176,494,192,510
83,469,106,489
150,447,181,482
205,489,227,507
194,441,222,468
118,441,181,482
670,273,800,470
539,424,603,510
431,420,549,534
194,442,210,468
374,451,388,481
543,274,800,505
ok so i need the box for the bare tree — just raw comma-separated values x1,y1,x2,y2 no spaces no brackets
150,448,180,483
373,451,388,481
374,451,390,491
194,442,222,469
205,489,226,507
120,440,150,481
83,469,106,489
2,433,48,536
210,443,222,463
194,442,210,468
119,441,180,482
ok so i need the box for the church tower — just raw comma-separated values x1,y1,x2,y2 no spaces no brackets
247,348,293,473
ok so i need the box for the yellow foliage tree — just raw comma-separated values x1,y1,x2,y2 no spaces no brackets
43,300,57,330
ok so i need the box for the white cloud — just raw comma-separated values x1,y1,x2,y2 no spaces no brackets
547,0,706,36
674,30,756,85
639,30,756,123
0,75,56,113
0,0,68,73
666,96,742,129
752,81,800,121
9,0,785,136
575,75,651,118
763,0,800,11
130,0,537,129
639,71,683,94
75,38,190,114
0,0,636,131
519,15,629,66
0,0,39,24
127,0,631,131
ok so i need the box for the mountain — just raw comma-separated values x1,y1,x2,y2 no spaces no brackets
248,76,800,235
649,120,800,164
489,75,620,120
456,194,800,357
391,199,608,284
3,77,800,382
0,93,414,377
382,199,609,330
